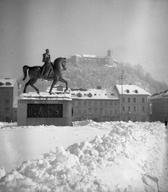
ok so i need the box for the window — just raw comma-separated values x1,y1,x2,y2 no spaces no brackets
142,106,145,112
134,106,136,111
128,98,130,103
142,98,145,103
5,107,10,112
5,99,10,104
88,108,92,112
122,106,125,111
128,106,131,111
77,92,82,97
122,98,125,102
133,98,136,103
6,82,12,86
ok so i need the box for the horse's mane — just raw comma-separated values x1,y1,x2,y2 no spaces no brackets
54,57,66,63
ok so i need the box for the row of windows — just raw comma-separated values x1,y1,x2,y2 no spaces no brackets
122,97,146,103
73,100,119,106
74,109,119,115
122,106,146,112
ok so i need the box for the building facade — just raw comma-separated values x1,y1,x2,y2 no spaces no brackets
71,88,120,121
114,85,151,121
0,78,17,122
149,90,168,122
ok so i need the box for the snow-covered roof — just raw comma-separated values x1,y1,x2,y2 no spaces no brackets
82,54,97,58
0,78,15,87
20,92,72,101
71,88,119,100
74,54,82,57
45,86,119,100
115,84,151,96
151,89,168,99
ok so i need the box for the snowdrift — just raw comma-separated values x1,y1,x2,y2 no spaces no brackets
0,121,167,192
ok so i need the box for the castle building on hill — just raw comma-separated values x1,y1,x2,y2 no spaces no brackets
68,50,117,66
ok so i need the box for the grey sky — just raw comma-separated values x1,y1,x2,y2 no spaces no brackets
0,0,168,82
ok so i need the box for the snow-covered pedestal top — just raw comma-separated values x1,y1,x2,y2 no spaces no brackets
20,91,72,101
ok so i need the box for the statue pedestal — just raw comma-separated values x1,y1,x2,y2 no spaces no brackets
17,92,72,126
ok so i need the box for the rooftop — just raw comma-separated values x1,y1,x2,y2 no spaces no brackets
82,54,97,58
46,86,119,100
151,89,168,99
115,84,151,96
71,88,119,100
0,78,15,87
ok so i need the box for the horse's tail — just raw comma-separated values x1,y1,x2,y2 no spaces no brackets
23,65,29,81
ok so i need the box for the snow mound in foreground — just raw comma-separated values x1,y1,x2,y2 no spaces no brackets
0,121,167,192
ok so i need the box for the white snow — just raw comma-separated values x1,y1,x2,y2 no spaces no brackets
20,91,71,100
0,121,167,192
115,84,151,95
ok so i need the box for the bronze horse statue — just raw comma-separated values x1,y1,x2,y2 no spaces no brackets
22,57,68,94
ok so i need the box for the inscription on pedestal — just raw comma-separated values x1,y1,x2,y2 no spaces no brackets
27,104,63,118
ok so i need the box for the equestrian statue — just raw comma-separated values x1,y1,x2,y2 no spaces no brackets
22,49,68,94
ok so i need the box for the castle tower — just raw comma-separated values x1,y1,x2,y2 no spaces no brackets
107,49,112,57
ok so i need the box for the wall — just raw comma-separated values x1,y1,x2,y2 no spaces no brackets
150,97,168,122
0,87,13,122
72,98,120,121
120,94,149,121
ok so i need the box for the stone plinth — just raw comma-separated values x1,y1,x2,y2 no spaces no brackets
17,92,72,126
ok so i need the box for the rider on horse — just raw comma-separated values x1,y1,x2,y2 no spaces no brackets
41,49,53,78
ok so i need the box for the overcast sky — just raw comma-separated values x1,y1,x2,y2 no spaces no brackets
0,0,168,82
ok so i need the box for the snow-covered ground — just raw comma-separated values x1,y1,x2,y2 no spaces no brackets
0,121,168,192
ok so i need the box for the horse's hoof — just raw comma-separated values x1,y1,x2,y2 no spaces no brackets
64,89,68,93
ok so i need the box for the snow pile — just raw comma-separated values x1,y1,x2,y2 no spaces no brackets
0,121,167,192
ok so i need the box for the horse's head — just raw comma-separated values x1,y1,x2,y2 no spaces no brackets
61,57,67,70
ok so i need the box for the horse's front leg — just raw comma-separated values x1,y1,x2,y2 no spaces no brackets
59,77,68,92
49,78,58,94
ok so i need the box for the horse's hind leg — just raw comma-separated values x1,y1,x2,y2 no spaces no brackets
29,78,39,94
23,79,32,93
24,78,39,94
23,81,29,93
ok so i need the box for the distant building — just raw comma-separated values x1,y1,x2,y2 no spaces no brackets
149,90,168,122
71,88,120,121
0,78,17,122
68,50,116,66
0,82,151,123
113,84,151,121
